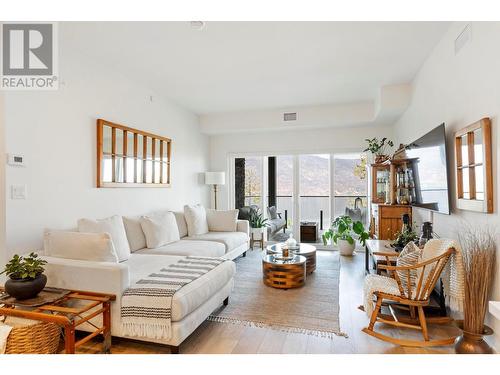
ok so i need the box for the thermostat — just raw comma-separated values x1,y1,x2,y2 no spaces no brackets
7,154,26,167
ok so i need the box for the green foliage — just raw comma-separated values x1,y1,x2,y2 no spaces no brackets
392,227,419,249
1,252,47,280
363,137,394,156
249,210,269,229
322,215,369,247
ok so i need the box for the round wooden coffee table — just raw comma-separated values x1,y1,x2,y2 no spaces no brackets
262,254,306,289
267,243,317,274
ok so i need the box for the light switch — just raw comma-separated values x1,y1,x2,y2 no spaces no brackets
11,185,27,200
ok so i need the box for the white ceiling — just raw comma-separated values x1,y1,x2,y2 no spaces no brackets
61,22,450,115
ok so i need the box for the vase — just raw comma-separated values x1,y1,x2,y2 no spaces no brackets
285,233,297,248
454,321,494,354
251,227,264,241
5,274,47,300
375,154,389,164
338,239,356,256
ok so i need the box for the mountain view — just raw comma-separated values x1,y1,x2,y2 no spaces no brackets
243,155,367,198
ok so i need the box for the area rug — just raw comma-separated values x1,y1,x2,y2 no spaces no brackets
208,250,346,337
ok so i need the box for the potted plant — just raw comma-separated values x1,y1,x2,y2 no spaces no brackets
322,215,369,256
1,252,48,300
249,210,269,241
455,226,496,354
391,226,419,251
363,137,394,163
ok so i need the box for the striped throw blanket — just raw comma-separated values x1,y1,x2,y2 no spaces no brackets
121,256,226,340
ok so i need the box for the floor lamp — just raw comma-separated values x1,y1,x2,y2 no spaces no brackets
205,172,225,210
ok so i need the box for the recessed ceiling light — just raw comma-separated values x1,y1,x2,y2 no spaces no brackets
190,21,205,30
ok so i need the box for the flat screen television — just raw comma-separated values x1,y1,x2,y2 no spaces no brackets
405,123,450,215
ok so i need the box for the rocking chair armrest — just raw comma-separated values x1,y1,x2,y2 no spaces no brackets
372,251,399,258
378,248,455,271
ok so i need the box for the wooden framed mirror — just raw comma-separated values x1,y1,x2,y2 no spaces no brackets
455,117,492,213
97,119,171,188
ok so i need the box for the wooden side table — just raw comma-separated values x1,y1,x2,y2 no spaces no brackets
0,287,116,354
250,232,264,250
300,222,318,243
365,239,397,275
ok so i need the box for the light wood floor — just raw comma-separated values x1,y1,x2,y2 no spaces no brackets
75,249,459,354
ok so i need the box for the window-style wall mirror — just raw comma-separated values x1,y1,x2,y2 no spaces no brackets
455,117,492,213
97,119,171,188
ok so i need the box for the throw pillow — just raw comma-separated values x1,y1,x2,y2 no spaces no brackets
396,241,422,298
268,206,278,220
184,204,209,236
122,216,147,252
206,209,239,232
173,211,188,238
140,212,180,248
44,230,119,262
78,215,131,262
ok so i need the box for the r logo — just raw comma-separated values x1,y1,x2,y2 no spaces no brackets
2,23,53,76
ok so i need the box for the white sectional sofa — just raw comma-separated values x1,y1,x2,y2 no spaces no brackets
42,208,249,353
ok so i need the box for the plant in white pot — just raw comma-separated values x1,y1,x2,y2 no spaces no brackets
322,215,369,256
249,210,269,241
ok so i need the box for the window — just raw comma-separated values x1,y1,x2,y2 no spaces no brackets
455,118,492,213
333,154,368,224
97,119,171,187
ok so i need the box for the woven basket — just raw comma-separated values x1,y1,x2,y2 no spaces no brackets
4,320,61,354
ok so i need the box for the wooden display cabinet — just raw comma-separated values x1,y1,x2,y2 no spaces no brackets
371,204,412,240
370,160,414,240
371,164,390,204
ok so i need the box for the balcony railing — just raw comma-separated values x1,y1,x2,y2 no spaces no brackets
243,195,368,229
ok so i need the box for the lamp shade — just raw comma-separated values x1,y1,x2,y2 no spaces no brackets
205,171,225,185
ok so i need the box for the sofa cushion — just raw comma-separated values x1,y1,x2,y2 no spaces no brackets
123,216,147,252
125,254,235,321
78,215,130,262
268,206,278,220
140,212,180,248
185,232,248,252
44,231,119,262
206,209,239,232
184,204,209,236
173,212,188,238
134,239,225,258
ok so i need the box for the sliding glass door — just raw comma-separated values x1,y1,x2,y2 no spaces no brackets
299,154,330,243
231,152,367,246
332,153,368,227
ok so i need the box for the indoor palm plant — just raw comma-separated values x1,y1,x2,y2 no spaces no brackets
455,226,496,354
249,209,269,241
1,252,48,300
363,137,394,163
322,215,369,256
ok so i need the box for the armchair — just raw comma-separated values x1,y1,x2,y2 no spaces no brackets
362,246,457,347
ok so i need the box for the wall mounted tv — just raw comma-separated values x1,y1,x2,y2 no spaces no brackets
405,123,450,215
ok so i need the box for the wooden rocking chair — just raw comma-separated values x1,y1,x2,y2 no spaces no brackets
362,247,458,347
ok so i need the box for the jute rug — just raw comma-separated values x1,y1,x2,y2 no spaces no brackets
208,249,345,337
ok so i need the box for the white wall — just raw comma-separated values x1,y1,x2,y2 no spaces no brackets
394,22,500,350
0,92,6,273
209,124,394,210
4,50,209,256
